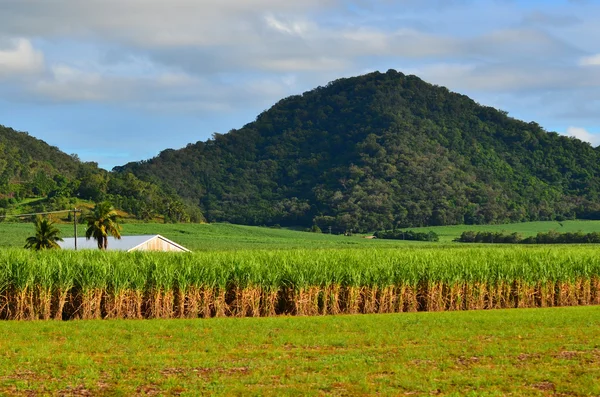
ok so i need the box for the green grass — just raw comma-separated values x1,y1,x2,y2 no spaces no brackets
0,222,417,251
2,197,92,217
404,220,600,242
3,220,600,250
0,307,598,395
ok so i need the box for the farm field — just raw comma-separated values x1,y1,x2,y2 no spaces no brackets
402,220,600,242
0,221,412,251
3,219,600,250
1,246,599,320
1,306,599,396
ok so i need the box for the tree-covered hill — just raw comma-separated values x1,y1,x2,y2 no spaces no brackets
115,70,600,232
0,125,200,222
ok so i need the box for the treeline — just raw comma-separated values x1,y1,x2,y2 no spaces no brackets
118,69,600,231
374,230,439,242
455,230,600,244
0,125,202,223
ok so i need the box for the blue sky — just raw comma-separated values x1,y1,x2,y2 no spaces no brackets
0,0,599,169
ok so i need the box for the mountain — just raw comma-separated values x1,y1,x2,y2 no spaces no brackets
0,125,200,222
122,70,600,230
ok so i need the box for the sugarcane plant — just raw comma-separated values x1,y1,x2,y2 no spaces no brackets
1,246,600,320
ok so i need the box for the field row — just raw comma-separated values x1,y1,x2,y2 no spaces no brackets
1,247,600,319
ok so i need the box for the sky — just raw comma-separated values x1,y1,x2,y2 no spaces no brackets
0,0,599,170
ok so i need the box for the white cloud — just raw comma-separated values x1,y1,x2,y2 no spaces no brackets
409,59,600,94
0,0,599,133
0,1,334,47
0,38,44,77
579,54,600,66
257,57,348,72
33,65,108,101
265,15,313,36
565,126,600,146
22,60,297,116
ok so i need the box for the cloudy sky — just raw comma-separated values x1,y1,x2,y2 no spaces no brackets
0,0,599,169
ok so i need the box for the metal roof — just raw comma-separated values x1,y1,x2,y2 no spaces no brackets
58,235,190,252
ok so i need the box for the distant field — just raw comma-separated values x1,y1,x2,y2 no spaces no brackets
0,222,413,251
404,220,600,242
1,307,598,395
3,219,600,250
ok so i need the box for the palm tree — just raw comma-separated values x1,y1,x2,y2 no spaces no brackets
24,216,63,250
84,202,122,250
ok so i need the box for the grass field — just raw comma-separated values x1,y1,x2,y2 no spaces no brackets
402,220,600,242
1,306,598,396
0,222,412,251
3,219,600,250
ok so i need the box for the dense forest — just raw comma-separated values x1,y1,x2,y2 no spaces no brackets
115,70,600,232
0,125,201,222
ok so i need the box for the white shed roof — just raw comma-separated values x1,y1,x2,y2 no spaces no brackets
58,235,190,252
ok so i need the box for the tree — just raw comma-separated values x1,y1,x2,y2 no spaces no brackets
84,202,122,250
24,215,63,250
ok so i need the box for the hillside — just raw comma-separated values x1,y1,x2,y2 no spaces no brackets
0,125,200,222
116,70,600,232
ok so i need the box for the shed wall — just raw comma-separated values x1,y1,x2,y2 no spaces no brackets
133,238,186,252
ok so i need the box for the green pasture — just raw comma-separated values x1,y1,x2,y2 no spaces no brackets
0,222,412,251
404,220,600,242
1,307,599,396
3,219,600,250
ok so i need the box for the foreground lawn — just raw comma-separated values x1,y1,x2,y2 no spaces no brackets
1,307,599,396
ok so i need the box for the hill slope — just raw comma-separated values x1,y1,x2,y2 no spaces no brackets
114,70,599,231
0,125,199,222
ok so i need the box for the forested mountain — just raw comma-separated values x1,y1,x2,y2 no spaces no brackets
0,125,199,222
116,70,600,232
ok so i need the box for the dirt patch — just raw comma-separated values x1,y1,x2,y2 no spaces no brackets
411,359,435,366
160,366,250,377
555,351,580,359
96,373,112,392
160,368,189,376
370,371,397,379
136,384,161,396
1,386,37,397
223,367,250,375
517,353,541,362
57,385,93,396
0,370,39,382
531,381,555,391
456,356,481,366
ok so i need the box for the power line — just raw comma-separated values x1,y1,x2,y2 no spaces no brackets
1,208,84,250
0,209,80,219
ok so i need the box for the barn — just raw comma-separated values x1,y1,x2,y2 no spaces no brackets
58,235,190,252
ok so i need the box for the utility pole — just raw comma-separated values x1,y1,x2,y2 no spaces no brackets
73,208,81,250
